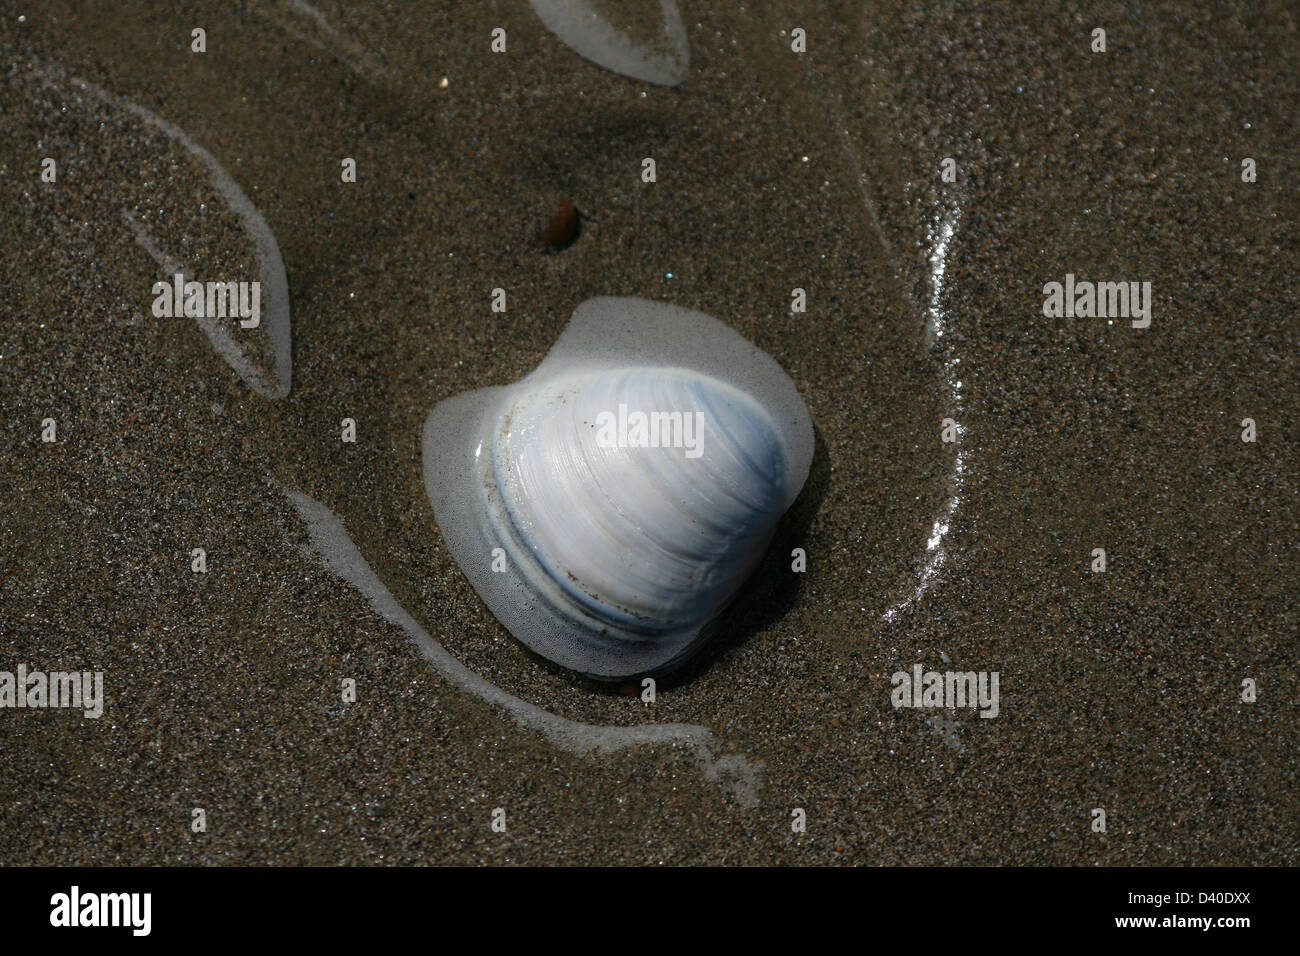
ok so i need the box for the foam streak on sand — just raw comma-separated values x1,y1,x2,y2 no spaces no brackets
884,203,966,622
284,487,764,806
122,211,277,399
26,60,293,400
529,0,690,86
263,0,386,82
792,56,972,622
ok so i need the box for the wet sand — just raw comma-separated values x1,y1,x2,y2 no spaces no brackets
1,0,1296,864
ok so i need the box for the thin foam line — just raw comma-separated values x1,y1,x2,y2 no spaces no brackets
283,486,765,806
884,203,966,622
24,58,293,400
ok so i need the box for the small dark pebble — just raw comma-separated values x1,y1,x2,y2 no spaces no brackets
541,196,580,250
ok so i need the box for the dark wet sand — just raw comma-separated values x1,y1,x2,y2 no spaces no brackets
1,1,1296,864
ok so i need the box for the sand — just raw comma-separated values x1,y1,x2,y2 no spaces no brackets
0,0,1295,864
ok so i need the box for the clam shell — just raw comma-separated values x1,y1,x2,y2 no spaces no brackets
423,297,813,679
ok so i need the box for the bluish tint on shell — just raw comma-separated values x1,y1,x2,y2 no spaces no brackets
423,297,813,680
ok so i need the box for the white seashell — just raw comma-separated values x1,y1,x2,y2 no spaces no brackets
528,0,690,87
423,297,813,680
